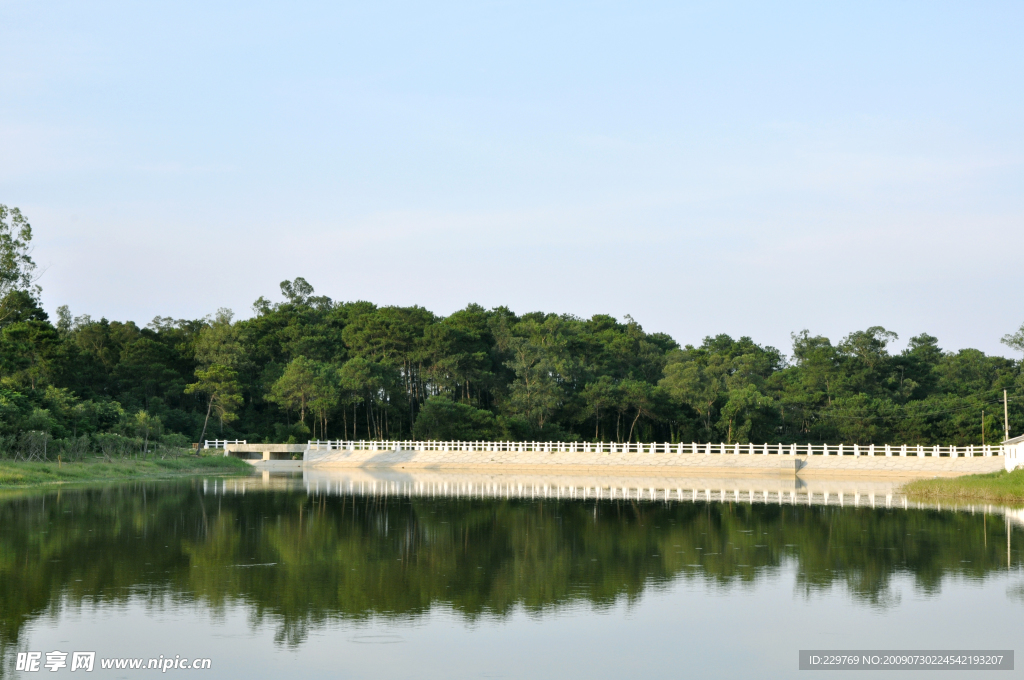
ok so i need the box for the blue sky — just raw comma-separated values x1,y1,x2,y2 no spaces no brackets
2,1,1022,357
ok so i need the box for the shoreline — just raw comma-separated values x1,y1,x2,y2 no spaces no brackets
901,469,1024,504
0,455,254,489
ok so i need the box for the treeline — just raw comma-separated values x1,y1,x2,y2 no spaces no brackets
1,276,1022,447
0,206,1022,448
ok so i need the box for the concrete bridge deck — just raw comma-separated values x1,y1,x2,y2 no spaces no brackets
302,446,1004,478
213,439,1013,479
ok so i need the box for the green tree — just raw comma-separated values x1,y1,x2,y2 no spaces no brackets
659,353,727,438
194,308,244,370
0,293,59,392
718,384,765,444
421,306,493,405
1002,323,1024,356
337,357,399,440
0,205,39,324
413,396,498,440
580,376,618,440
112,337,183,410
184,365,243,444
267,356,322,429
618,379,657,442
503,336,562,430
134,410,163,453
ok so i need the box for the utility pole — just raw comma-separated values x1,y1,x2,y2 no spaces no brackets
1005,389,1010,442
982,410,985,445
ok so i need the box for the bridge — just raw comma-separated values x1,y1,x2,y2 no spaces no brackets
307,439,1009,457
205,438,1024,475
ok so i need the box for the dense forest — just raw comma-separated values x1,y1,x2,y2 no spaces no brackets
1,204,1022,454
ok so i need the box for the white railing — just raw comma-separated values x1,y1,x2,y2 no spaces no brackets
204,439,247,449
306,440,1004,457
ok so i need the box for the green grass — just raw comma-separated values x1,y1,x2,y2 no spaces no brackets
902,468,1024,504
0,454,254,488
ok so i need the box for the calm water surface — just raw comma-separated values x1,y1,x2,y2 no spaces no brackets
2,472,1023,679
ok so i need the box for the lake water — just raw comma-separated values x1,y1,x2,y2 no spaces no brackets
2,471,1022,679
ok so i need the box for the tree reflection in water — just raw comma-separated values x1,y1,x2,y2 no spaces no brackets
0,481,1018,650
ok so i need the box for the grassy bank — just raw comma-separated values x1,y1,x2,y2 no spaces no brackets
0,454,254,488
902,468,1024,504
